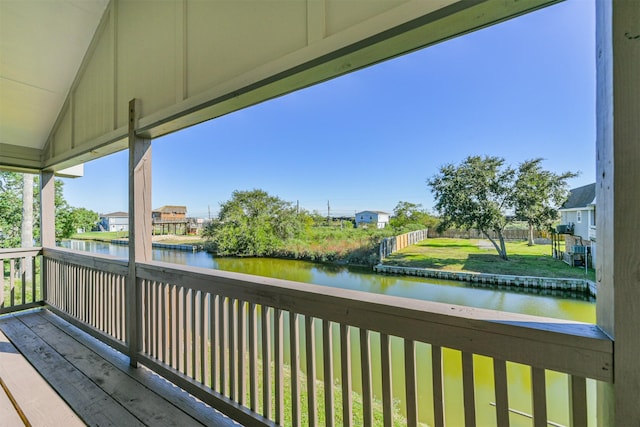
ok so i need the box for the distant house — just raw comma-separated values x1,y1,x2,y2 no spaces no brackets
558,183,596,264
355,211,390,229
152,205,187,221
99,212,128,232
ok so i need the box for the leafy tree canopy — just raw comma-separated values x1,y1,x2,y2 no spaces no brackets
513,158,578,245
428,156,577,259
390,201,439,230
428,156,516,260
0,172,99,247
0,172,23,247
203,189,302,256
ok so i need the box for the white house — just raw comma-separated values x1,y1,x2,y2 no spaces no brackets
99,212,129,232
558,183,596,264
355,211,390,229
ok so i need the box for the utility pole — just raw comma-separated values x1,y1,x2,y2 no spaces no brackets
327,200,330,224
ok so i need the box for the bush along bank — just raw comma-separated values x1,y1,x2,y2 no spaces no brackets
204,230,387,267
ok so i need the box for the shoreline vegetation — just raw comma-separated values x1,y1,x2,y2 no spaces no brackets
70,232,594,282
382,238,595,282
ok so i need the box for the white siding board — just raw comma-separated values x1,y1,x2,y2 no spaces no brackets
53,104,72,157
325,0,408,37
116,1,177,129
74,13,114,146
185,1,307,98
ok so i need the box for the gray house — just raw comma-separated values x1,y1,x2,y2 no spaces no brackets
558,183,596,264
99,212,129,232
355,211,390,229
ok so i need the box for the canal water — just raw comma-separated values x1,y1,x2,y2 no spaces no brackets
61,240,596,426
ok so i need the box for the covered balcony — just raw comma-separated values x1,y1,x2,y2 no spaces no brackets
1,0,637,425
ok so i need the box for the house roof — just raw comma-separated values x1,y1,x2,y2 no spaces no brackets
101,211,128,217
356,211,390,216
561,183,596,210
153,205,187,214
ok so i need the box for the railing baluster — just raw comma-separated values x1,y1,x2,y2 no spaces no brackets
432,345,445,427
153,281,159,360
209,294,218,390
154,281,160,359
360,328,373,427
290,312,301,427
31,256,37,303
174,285,181,371
274,309,284,424
199,291,206,384
404,339,418,427
168,284,174,368
493,358,510,427
305,315,317,426
219,296,227,395
323,319,335,427
102,268,107,332
238,300,246,405
10,259,15,306
531,367,547,427
21,257,26,305
229,298,237,400
162,282,168,363
249,302,258,411
340,324,353,427
183,287,189,374
212,294,220,391
262,305,272,419
381,333,393,427
144,280,150,354
569,375,588,427
462,351,476,427
191,287,197,379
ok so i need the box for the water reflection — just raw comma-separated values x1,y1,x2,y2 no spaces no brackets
60,240,595,323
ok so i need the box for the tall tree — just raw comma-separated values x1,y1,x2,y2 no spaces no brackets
0,172,98,246
428,156,516,260
390,201,439,230
0,172,23,248
203,189,302,256
514,158,578,245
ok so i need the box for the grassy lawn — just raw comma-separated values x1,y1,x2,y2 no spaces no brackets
70,231,128,241
70,231,205,246
382,238,595,281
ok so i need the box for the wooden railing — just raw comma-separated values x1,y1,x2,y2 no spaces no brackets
43,248,128,353
36,248,613,426
0,247,44,314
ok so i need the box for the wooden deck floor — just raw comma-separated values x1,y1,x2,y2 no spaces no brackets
0,309,239,427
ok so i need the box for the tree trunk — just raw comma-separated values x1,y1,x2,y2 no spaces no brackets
528,223,535,246
21,174,34,282
482,230,509,260
498,233,508,260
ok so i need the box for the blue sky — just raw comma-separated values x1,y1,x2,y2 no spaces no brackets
61,0,595,219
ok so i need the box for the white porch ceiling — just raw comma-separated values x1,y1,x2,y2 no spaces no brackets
0,0,108,150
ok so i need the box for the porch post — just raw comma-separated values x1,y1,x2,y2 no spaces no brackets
127,98,152,367
39,170,56,302
596,0,640,424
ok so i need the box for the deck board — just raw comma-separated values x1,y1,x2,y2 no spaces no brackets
0,309,237,427
0,328,71,427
